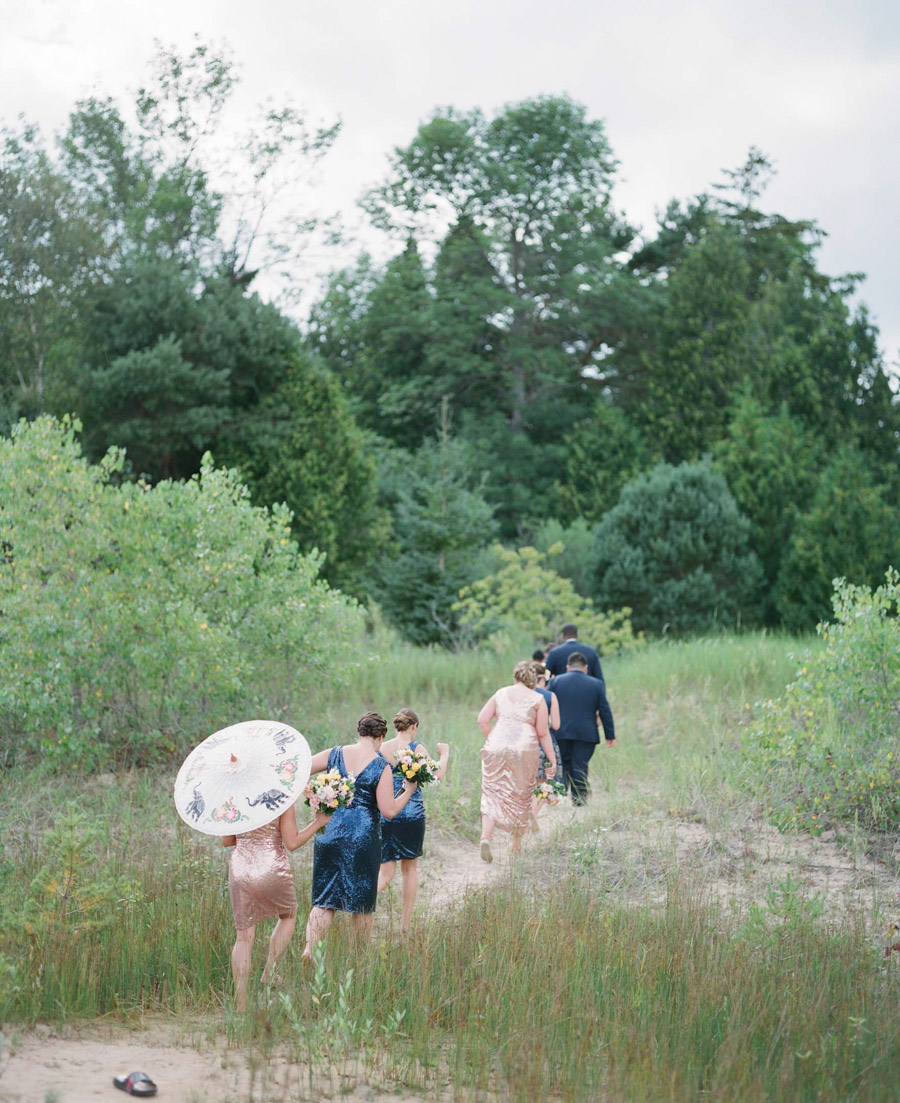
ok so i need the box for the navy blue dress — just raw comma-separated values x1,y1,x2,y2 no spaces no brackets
380,740,426,862
311,746,390,914
534,686,561,781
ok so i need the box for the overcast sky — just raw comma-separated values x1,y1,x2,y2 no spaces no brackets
4,0,898,365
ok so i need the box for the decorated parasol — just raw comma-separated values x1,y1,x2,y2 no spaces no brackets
174,720,312,836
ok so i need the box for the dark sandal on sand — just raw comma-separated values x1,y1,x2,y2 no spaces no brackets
114,1072,158,1096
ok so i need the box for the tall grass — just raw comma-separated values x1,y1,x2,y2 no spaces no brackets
7,631,897,1103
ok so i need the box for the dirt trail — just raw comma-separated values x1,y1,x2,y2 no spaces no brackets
3,800,899,1102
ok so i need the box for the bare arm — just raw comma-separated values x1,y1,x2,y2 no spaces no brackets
549,692,560,731
279,805,330,851
308,748,332,773
376,762,417,819
534,699,557,778
477,695,497,737
419,742,450,782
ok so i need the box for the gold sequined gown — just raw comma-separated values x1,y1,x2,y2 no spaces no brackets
228,819,297,930
480,686,542,832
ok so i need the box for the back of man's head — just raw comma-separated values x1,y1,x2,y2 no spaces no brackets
561,623,578,639
566,651,588,671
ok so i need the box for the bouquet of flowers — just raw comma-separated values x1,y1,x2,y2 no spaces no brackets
395,745,440,786
304,769,355,816
533,778,567,805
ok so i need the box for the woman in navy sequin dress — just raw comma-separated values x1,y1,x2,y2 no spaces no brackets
377,708,450,932
302,713,417,957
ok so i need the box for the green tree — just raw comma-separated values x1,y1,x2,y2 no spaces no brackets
625,150,893,471
555,398,659,523
592,460,762,635
774,447,900,632
358,95,642,533
713,392,823,624
374,427,496,646
218,350,384,596
0,124,101,423
531,517,598,597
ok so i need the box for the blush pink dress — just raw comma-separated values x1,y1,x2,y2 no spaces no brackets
480,685,542,832
228,820,297,930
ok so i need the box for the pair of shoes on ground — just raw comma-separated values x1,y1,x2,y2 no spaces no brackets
114,1072,157,1096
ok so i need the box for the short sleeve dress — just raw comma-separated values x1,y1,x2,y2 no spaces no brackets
380,740,426,862
311,746,390,913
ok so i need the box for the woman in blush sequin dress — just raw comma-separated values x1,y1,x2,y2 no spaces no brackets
477,661,558,862
223,804,328,1011
377,707,450,933
302,713,418,958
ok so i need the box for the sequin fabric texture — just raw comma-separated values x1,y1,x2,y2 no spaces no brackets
312,746,389,913
228,819,297,930
380,740,426,862
480,686,542,832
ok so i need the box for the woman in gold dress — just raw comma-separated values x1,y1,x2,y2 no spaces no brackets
223,804,327,1011
477,660,558,861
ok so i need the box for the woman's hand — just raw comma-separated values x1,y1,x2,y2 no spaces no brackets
436,742,449,756
313,811,330,829
402,778,418,792
546,763,557,779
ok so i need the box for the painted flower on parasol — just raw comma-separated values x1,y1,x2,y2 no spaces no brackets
174,720,312,836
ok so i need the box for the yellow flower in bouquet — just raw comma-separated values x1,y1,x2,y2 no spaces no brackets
304,769,355,815
396,746,439,785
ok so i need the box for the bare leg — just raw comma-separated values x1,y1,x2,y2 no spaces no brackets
351,912,374,943
511,828,523,856
399,859,418,933
262,911,297,983
302,906,335,959
378,861,396,893
480,814,495,862
231,925,256,1011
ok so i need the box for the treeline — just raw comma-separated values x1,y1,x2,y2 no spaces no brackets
3,41,898,644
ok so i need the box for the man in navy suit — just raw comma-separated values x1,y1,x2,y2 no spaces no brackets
544,623,604,683
548,652,615,805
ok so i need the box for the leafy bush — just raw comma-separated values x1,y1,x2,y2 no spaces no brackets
455,544,642,654
0,417,363,769
744,570,900,832
531,517,597,596
592,460,762,635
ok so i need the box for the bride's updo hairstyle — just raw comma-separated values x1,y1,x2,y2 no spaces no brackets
513,660,538,689
358,712,388,740
393,707,420,733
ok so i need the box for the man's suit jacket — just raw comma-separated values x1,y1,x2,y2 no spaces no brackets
545,639,604,683
547,670,615,744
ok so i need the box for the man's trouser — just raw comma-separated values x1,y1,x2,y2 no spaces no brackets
556,738,597,805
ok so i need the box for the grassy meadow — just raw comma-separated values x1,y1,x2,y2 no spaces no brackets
2,632,900,1101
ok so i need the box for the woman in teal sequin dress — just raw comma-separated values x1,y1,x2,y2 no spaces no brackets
302,713,417,958
377,707,450,932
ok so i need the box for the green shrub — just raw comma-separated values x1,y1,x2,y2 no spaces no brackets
455,544,642,654
744,570,900,832
592,459,762,635
0,416,363,768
